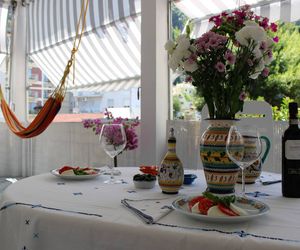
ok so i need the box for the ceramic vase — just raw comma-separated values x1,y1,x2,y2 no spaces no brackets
200,119,239,194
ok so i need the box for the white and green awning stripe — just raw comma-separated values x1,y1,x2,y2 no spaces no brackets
26,0,141,92
174,0,300,37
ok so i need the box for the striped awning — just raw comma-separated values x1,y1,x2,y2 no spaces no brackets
174,0,300,37
27,0,141,91
73,77,140,93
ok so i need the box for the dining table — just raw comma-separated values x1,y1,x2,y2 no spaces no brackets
0,167,299,250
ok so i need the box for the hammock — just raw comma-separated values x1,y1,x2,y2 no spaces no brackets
0,0,89,139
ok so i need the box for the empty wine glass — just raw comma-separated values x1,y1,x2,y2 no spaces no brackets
226,125,262,197
99,124,127,184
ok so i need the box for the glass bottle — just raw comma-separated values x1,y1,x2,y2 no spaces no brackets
282,102,300,197
158,128,184,194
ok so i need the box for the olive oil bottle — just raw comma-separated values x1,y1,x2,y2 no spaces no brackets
158,128,184,194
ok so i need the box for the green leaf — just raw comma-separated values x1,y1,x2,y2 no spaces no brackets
202,191,236,207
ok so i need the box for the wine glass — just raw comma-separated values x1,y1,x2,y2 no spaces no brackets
99,124,127,184
226,125,262,197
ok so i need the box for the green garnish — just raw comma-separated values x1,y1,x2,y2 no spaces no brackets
202,191,236,207
133,174,156,181
73,169,88,175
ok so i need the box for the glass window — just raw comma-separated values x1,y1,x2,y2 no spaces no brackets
25,1,141,122
169,2,300,122
170,4,200,121
26,59,141,122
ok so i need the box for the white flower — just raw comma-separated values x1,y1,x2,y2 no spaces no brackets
176,36,190,52
183,60,198,72
176,34,188,43
169,55,180,72
249,72,260,79
249,59,265,79
265,37,274,48
172,49,185,62
256,59,265,72
235,26,267,46
164,40,175,54
252,45,263,59
264,54,273,65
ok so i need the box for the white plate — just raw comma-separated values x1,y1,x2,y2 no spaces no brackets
51,168,102,180
172,195,270,223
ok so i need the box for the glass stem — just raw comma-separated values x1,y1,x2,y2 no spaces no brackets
110,168,115,180
110,158,115,180
241,168,245,197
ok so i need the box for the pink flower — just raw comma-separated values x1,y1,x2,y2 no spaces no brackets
208,38,218,47
270,23,278,32
259,17,269,30
187,54,197,64
209,15,223,27
273,36,279,43
261,67,270,77
215,62,225,72
239,92,247,101
267,50,273,58
82,115,140,151
224,50,236,65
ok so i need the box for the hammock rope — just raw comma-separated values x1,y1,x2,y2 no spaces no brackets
0,0,89,139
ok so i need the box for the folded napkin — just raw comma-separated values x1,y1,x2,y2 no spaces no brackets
260,173,281,185
121,198,173,224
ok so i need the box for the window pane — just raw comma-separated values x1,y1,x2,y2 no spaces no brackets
170,4,200,121
170,2,300,121
26,57,141,122
25,1,141,122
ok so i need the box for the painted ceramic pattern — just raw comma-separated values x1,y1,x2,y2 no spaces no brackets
237,135,270,184
200,120,240,194
159,142,184,194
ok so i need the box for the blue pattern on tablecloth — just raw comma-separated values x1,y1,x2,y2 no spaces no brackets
0,202,103,218
154,222,300,243
245,191,270,197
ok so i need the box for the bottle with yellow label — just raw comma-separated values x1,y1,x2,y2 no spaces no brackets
158,128,184,194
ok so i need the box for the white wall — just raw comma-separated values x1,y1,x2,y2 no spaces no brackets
0,120,284,177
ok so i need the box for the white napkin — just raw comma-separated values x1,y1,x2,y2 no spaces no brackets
121,198,173,224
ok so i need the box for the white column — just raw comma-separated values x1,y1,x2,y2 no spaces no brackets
10,3,27,121
140,0,169,165
10,3,28,177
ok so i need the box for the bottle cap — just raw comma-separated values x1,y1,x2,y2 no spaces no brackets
289,102,298,115
168,128,176,142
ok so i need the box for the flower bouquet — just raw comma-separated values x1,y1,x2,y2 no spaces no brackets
82,109,139,167
165,5,277,119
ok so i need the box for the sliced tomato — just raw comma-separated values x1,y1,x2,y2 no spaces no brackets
198,198,214,215
139,166,158,176
188,196,205,210
217,203,239,216
58,166,74,174
82,167,92,171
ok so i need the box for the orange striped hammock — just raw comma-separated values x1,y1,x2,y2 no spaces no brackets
0,0,89,139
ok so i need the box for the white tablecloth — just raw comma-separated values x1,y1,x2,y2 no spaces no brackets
0,167,299,250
